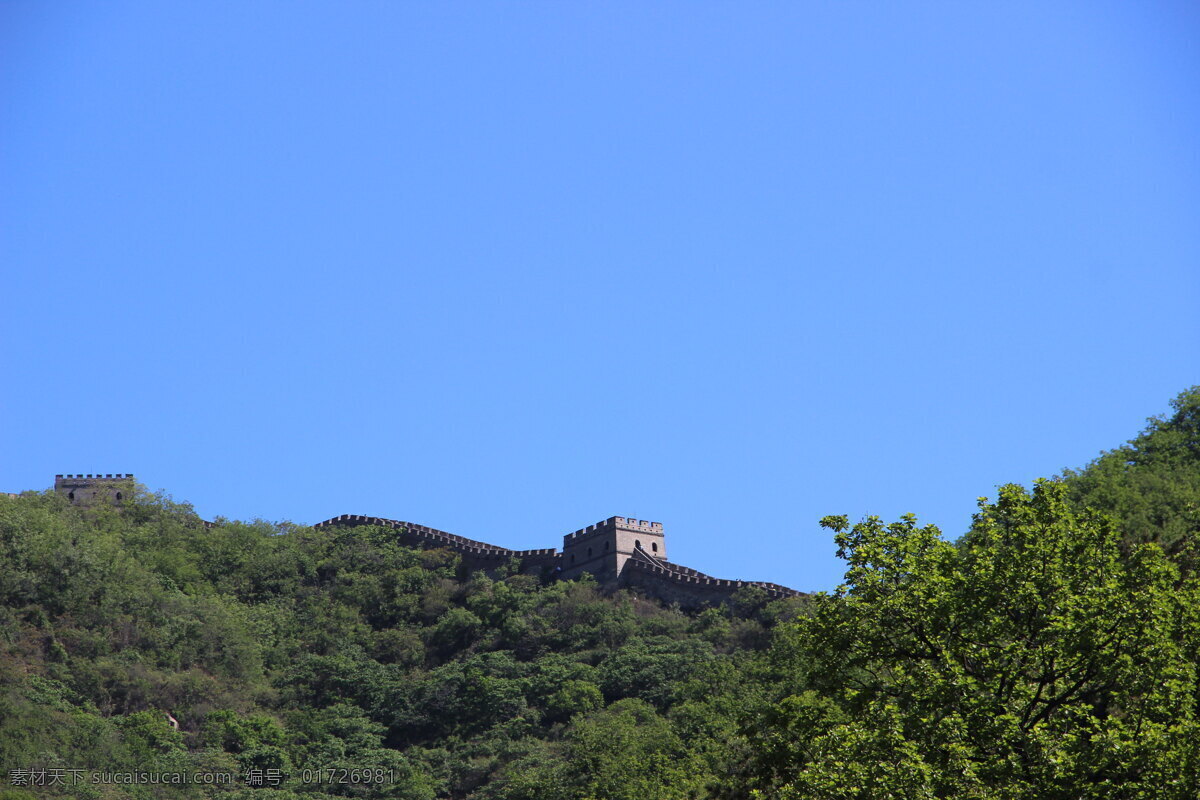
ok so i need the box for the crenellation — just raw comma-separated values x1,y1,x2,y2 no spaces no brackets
39,473,799,607
54,473,136,507
57,473,134,480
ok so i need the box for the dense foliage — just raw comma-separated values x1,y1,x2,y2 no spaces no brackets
1060,387,1200,552
1,387,1197,799
0,488,799,799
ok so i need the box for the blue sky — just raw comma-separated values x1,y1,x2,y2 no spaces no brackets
2,2,1197,592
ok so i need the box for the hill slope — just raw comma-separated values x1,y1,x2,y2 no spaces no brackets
1060,386,1200,551
0,490,799,799
1,386,1198,799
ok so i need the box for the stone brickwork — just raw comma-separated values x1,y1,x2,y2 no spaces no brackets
39,474,802,607
314,512,803,607
54,474,135,506
313,514,560,576
621,547,801,605
560,516,666,582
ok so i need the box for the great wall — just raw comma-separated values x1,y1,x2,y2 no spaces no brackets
45,474,805,608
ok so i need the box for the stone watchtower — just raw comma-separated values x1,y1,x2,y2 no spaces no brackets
54,474,135,506
559,516,666,582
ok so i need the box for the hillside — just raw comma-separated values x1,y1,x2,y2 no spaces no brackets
1060,387,1200,552
0,488,802,799
1,386,1198,799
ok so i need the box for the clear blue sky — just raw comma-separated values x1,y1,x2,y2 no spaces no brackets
2,2,1197,592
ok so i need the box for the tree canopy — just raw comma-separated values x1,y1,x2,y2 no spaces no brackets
760,480,1200,798
1,387,1197,799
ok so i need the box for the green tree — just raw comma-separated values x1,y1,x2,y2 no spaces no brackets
598,637,714,709
765,480,1200,799
566,699,704,800
1061,386,1200,552
544,679,603,722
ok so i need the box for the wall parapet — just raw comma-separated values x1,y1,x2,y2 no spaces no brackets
42,474,796,600
312,515,561,571
56,474,135,480
564,516,663,541
309,512,801,601
623,548,804,603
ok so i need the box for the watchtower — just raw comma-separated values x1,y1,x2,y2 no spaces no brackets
54,474,135,506
560,516,666,582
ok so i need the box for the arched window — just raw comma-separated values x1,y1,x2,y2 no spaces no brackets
635,539,641,549
652,542,658,553
116,492,123,501
68,491,75,501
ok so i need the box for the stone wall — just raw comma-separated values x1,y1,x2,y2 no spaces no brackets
560,516,666,581
313,514,561,577
312,512,802,605
39,474,803,604
54,474,135,506
620,547,803,608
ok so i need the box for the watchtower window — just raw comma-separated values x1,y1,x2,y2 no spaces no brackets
570,555,575,564
652,542,658,553
605,541,609,551
588,547,592,557
116,492,122,501
68,491,75,501
635,539,641,549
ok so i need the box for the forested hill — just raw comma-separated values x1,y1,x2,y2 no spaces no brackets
1,387,1198,800
1060,386,1200,551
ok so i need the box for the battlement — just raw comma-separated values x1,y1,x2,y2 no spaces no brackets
38,472,799,605
559,514,667,582
56,474,135,480
54,473,135,507
315,514,513,552
623,547,804,605
312,514,563,575
564,516,663,541
616,517,663,531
